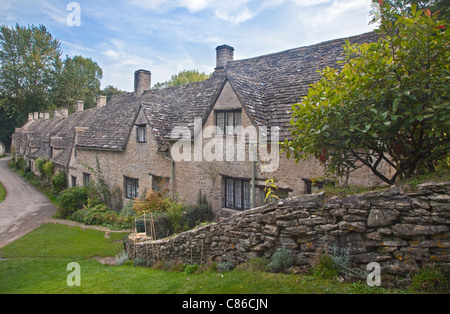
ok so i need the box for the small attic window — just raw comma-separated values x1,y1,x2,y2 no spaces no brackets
216,110,242,135
136,125,147,143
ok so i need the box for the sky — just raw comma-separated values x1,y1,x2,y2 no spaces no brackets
0,0,377,92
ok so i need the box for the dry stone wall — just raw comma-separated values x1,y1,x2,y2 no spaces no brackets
127,182,450,278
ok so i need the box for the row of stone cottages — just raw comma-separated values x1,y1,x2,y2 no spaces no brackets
12,31,388,217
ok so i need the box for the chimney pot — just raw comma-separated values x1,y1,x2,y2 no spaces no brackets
216,45,234,70
76,100,84,112
134,69,151,97
97,96,107,109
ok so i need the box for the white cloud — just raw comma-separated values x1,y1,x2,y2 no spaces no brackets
130,0,258,24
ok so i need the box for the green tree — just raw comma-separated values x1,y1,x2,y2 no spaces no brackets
152,69,211,90
99,85,124,102
53,55,103,110
283,3,449,185
0,24,62,140
377,0,449,21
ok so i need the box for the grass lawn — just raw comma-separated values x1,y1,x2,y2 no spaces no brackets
0,181,5,203
0,223,404,294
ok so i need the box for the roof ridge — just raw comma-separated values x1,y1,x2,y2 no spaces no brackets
226,31,377,66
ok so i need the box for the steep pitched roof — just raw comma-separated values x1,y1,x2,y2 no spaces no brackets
138,31,378,143
75,93,140,151
21,109,98,166
140,70,227,141
223,31,379,139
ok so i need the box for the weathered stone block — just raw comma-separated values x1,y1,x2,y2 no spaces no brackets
330,208,346,217
256,213,276,224
367,208,400,227
351,253,393,264
283,225,312,235
314,224,338,232
380,259,420,275
338,221,366,233
392,224,449,237
343,214,367,222
297,217,326,226
262,224,279,236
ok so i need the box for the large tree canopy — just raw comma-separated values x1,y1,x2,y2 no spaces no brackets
152,69,211,90
0,24,111,148
0,24,61,120
52,55,103,110
283,3,449,185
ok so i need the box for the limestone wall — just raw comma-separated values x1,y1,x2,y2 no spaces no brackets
127,182,450,279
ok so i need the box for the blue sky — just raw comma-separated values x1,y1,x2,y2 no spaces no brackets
0,0,376,92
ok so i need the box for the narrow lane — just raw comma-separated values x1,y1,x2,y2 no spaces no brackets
0,155,56,248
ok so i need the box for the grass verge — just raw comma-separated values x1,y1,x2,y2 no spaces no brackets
0,223,407,294
0,181,5,203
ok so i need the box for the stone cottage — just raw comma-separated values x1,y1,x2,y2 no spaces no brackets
12,31,387,216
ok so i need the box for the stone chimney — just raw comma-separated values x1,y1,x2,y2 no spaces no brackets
33,112,39,120
216,45,234,70
28,113,34,121
134,69,151,97
61,108,69,117
44,112,50,120
76,100,84,112
97,96,107,109
55,108,69,118
39,112,44,119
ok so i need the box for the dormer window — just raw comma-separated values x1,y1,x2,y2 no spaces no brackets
136,125,147,143
216,110,242,135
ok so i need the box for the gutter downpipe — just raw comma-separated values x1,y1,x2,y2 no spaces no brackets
250,142,257,209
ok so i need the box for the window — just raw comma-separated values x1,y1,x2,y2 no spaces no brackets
216,110,242,135
224,177,251,211
71,176,77,187
83,173,91,187
125,177,139,199
136,125,147,143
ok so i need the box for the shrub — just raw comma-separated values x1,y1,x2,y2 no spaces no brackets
51,171,67,196
134,258,147,267
268,247,294,272
132,190,174,214
58,186,90,215
115,250,129,266
132,190,187,238
311,254,339,279
411,268,449,293
183,264,200,275
120,201,136,218
70,204,134,230
43,161,54,180
35,158,45,176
